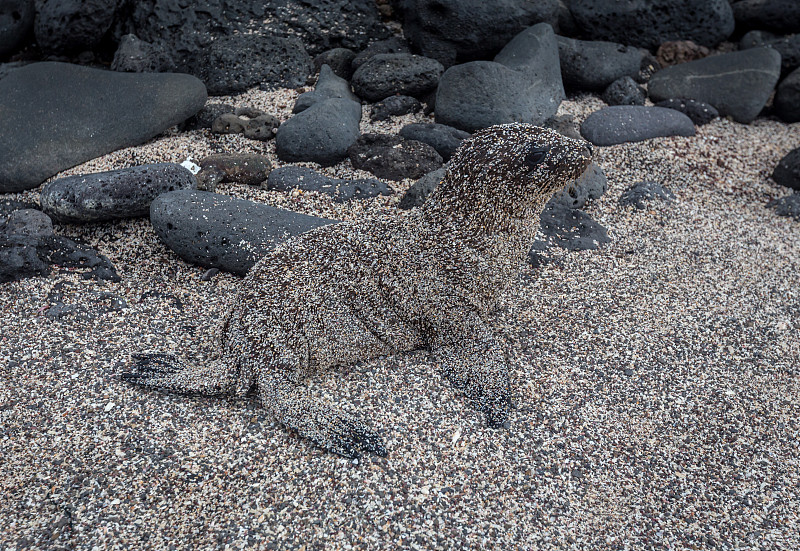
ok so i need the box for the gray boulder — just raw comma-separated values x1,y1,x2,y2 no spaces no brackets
40,163,197,223
581,106,695,146
0,0,34,57
351,53,444,102
569,0,735,49
775,67,800,123
275,98,362,166
435,23,564,132
313,48,357,80
740,31,800,76
150,190,336,275
557,36,642,91
293,64,358,113
351,37,411,70
399,0,559,67
399,123,471,161
0,62,207,193
370,95,423,121
648,47,782,124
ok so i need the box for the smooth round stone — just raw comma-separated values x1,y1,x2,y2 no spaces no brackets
150,190,336,275
580,106,695,146
40,163,197,223
0,62,207,193
647,47,781,124
275,98,362,166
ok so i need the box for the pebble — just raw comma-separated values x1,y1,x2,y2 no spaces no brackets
196,154,273,191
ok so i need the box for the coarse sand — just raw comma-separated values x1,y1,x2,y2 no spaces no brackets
1,90,799,550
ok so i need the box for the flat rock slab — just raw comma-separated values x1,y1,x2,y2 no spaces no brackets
265,166,392,202
647,47,781,124
150,190,336,275
619,181,676,209
40,163,197,223
0,62,207,193
581,106,695,146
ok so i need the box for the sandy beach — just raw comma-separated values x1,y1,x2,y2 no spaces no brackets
1,90,799,550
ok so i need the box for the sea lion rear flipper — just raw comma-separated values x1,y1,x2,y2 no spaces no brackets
259,369,388,459
123,353,234,397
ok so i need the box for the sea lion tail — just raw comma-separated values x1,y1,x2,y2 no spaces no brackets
122,353,232,397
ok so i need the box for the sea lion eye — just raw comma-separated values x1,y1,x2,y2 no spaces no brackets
524,146,549,168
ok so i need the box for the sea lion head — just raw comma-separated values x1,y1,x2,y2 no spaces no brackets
428,123,593,228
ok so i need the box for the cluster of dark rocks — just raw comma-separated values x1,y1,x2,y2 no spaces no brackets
2,0,799,281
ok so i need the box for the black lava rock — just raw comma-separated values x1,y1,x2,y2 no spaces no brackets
772,148,800,191
351,37,411,70
111,34,176,73
399,0,559,67
435,23,564,132
275,98,362,166
732,0,800,34
150,190,336,275
265,166,392,202
569,0,735,50
549,163,608,210
192,34,312,95
399,123,471,161
766,194,800,220
313,48,357,80
348,134,444,181
370,95,423,121
0,62,207,193
581,106,695,147
294,64,359,113
648,47,781,124
34,0,117,53
351,53,444,102
0,0,34,57
539,202,610,251
654,98,720,126
619,181,676,209
398,168,446,209
557,36,642,92
602,76,646,106
119,0,390,61
775,67,800,123
40,163,197,223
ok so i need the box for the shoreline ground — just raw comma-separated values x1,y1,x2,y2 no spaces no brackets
1,92,799,549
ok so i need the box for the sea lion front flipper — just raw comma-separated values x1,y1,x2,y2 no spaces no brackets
430,313,512,428
259,368,388,459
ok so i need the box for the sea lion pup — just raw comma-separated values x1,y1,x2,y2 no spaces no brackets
125,123,592,458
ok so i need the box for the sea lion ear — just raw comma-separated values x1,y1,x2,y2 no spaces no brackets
524,146,550,167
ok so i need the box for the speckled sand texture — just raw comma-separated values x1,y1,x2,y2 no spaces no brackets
1,91,799,550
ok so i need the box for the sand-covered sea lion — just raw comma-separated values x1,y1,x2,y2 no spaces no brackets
124,123,592,458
